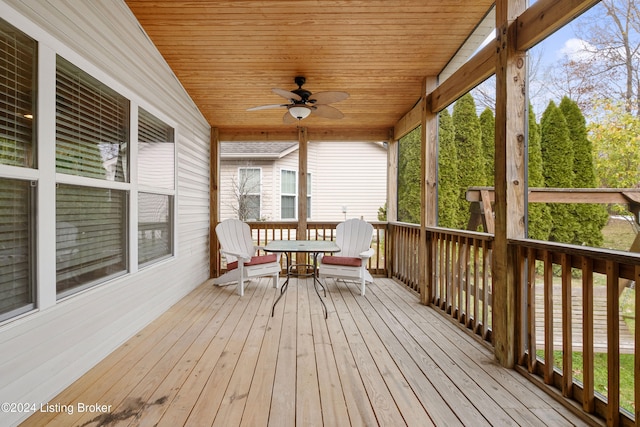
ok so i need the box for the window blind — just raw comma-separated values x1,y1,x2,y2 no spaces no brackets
0,178,33,320
56,184,127,296
137,108,174,264
56,56,129,182
0,18,36,168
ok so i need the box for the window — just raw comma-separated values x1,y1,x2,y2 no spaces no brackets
281,169,296,219
0,19,36,169
0,179,35,321
56,185,127,296
0,19,37,321
238,167,260,220
56,57,129,181
280,170,312,219
138,108,175,265
307,173,312,218
55,57,130,297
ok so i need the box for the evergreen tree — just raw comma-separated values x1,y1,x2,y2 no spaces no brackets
452,94,485,229
479,108,495,186
437,109,460,228
559,96,608,246
540,101,576,243
397,126,421,224
527,103,552,240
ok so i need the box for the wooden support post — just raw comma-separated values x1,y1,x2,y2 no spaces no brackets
493,0,526,368
420,77,438,305
297,127,309,268
386,130,398,278
297,126,308,238
210,127,220,278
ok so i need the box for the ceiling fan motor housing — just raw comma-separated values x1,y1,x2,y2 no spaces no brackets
292,76,312,103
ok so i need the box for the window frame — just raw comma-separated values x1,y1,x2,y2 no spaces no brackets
280,168,297,220
136,107,177,267
0,18,38,321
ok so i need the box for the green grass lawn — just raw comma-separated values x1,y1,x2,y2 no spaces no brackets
602,216,636,251
537,350,635,414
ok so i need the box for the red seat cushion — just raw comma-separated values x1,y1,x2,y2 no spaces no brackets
321,256,362,267
227,254,277,270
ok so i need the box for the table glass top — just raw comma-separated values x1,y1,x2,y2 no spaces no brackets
263,239,340,253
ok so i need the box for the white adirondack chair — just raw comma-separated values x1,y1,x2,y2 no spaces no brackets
318,218,374,296
213,219,280,296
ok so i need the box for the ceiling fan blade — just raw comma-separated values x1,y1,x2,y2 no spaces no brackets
247,104,288,111
309,91,349,105
311,104,344,119
282,110,298,124
272,88,302,101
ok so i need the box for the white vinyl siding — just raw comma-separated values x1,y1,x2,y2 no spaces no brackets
218,141,386,222
0,2,210,424
313,141,386,221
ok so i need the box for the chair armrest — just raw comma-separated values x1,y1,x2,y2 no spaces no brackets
359,248,374,259
220,249,251,262
254,246,281,262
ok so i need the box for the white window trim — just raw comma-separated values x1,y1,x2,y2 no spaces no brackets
280,168,297,220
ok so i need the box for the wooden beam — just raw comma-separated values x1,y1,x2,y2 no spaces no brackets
218,127,391,143
467,187,640,205
516,0,600,51
394,100,422,141
493,0,526,368
413,0,598,120
430,43,495,114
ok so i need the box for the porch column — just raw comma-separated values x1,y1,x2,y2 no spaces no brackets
420,76,438,304
494,0,527,367
210,127,220,278
386,131,398,279
297,126,308,238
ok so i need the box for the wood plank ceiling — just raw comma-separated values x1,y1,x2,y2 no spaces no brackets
125,1,495,142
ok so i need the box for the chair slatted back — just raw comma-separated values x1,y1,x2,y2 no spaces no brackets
215,219,255,263
335,218,373,257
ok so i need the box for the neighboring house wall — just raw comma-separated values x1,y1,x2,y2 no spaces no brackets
219,160,275,220
219,141,386,222
312,141,387,221
0,2,210,425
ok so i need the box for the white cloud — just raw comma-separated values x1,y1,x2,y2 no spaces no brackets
558,38,596,61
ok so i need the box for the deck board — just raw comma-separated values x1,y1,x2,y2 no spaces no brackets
20,277,598,427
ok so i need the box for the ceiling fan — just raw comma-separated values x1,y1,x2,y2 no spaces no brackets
247,76,349,123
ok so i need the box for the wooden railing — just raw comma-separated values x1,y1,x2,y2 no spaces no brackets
427,227,494,342
387,222,421,292
512,239,639,426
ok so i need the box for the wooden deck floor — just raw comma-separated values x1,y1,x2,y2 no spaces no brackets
21,277,598,427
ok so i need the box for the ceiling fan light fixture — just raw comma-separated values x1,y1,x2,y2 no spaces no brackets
289,106,311,120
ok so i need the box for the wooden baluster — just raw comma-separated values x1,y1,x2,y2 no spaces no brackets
582,257,595,413
606,260,620,427
543,249,554,384
561,253,573,398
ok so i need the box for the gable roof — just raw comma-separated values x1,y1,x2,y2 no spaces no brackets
220,141,299,160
